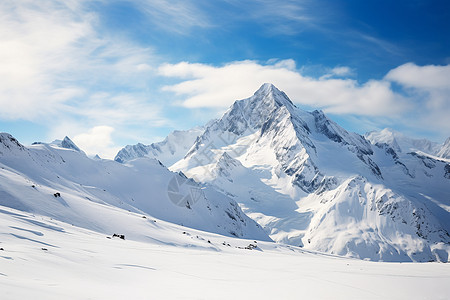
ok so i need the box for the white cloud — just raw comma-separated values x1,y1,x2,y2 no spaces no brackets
330,66,353,77
385,63,450,90
0,0,89,119
0,0,161,125
385,63,450,136
65,92,168,126
72,126,120,159
158,59,407,116
159,60,449,140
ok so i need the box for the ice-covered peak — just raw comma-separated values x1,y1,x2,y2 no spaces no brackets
0,132,26,152
365,128,401,152
48,136,85,155
211,84,299,136
251,83,296,111
61,136,82,152
365,128,439,155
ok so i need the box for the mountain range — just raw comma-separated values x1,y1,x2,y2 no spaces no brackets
118,83,450,262
0,133,269,243
1,83,449,262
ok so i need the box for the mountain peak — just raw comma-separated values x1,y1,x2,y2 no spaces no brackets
255,82,277,94
0,132,26,151
61,136,82,152
252,83,295,109
210,83,299,136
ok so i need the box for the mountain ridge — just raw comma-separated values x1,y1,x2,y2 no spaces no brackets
0,132,270,242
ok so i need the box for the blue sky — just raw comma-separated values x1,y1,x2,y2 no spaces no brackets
1,0,449,158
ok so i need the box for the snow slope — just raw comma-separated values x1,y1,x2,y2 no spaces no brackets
170,83,450,262
0,133,269,241
437,137,450,159
436,137,450,160
1,206,449,300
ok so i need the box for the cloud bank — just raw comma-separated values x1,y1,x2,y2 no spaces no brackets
159,60,450,139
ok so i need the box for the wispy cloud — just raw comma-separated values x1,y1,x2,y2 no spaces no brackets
132,0,211,34
220,0,317,35
0,0,169,156
357,33,403,57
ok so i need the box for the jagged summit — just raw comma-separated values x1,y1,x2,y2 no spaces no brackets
0,132,26,152
60,136,82,152
206,83,307,139
252,83,296,108
47,136,85,154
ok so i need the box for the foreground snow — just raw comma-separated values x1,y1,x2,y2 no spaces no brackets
1,206,449,300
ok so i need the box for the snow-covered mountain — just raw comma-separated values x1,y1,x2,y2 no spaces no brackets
115,127,204,166
366,128,450,159
170,83,450,262
2,84,448,263
0,133,269,242
33,136,85,154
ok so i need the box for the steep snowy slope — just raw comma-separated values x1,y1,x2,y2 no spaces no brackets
170,83,450,262
0,133,269,241
437,137,450,159
115,127,204,166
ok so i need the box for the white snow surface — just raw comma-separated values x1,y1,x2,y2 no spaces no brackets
1,206,449,300
170,83,450,262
